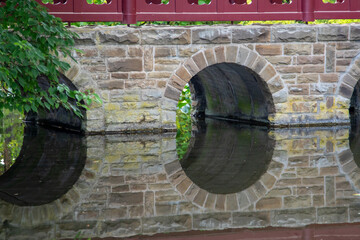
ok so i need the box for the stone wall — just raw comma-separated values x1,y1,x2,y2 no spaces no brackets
62,24,360,133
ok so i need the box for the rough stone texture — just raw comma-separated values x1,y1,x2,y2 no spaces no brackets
233,27,270,43
141,29,191,45
192,28,231,44
272,26,316,42
318,26,349,41
350,25,360,41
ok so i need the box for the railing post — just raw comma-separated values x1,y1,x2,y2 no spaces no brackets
302,0,315,22
123,0,137,24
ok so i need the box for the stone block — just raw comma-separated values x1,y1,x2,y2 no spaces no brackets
233,27,270,43
214,46,226,63
164,86,182,101
214,195,225,211
177,178,192,194
342,74,358,88
142,29,191,45
74,31,96,45
317,207,348,223
256,197,282,210
101,208,127,220
289,84,309,95
155,47,177,57
284,44,312,55
339,83,354,99
100,47,126,58
184,59,200,76
236,47,250,65
142,215,192,234
266,188,291,197
284,196,311,208
176,66,192,82
192,52,208,70
313,43,325,55
271,208,316,226
193,213,231,229
226,46,238,63
296,167,318,177
193,189,207,207
259,64,277,82
100,219,141,236
265,56,292,65
318,26,349,41
276,66,302,74
233,212,270,227
204,193,217,209
204,48,216,66
226,194,239,211
298,74,319,84
109,192,143,207
256,44,282,56
320,73,339,83
297,56,324,65
192,28,231,44
99,80,125,90
272,26,316,42
108,58,142,72
350,25,360,41
99,30,140,44
260,173,277,189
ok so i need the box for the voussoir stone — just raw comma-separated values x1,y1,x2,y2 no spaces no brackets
192,28,231,44
272,26,316,42
233,27,270,43
141,29,191,45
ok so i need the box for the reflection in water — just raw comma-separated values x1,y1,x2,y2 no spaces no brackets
181,119,274,194
0,109,24,175
0,124,86,206
4,120,360,238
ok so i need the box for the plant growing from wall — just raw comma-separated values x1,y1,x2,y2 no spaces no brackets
0,0,101,118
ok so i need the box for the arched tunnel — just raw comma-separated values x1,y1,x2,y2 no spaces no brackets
189,62,275,125
178,62,276,194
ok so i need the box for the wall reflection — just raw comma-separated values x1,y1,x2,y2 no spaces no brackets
2,120,360,239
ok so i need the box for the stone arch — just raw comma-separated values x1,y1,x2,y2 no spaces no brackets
336,53,360,107
163,45,287,124
60,57,105,133
164,158,284,211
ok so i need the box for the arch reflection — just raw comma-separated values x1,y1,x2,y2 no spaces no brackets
180,119,275,195
0,124,86,206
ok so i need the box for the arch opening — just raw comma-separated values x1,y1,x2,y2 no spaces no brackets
189,63,275,125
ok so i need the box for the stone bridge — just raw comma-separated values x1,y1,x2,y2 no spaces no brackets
59,24,360,132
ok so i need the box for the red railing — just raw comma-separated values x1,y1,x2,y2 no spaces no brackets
33,0,360,24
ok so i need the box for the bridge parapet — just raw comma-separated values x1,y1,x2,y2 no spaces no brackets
34,0,360,23
63,24,360,133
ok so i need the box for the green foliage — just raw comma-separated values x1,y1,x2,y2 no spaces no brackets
176,84,192,160
0,0,101,118
0,109,24,175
